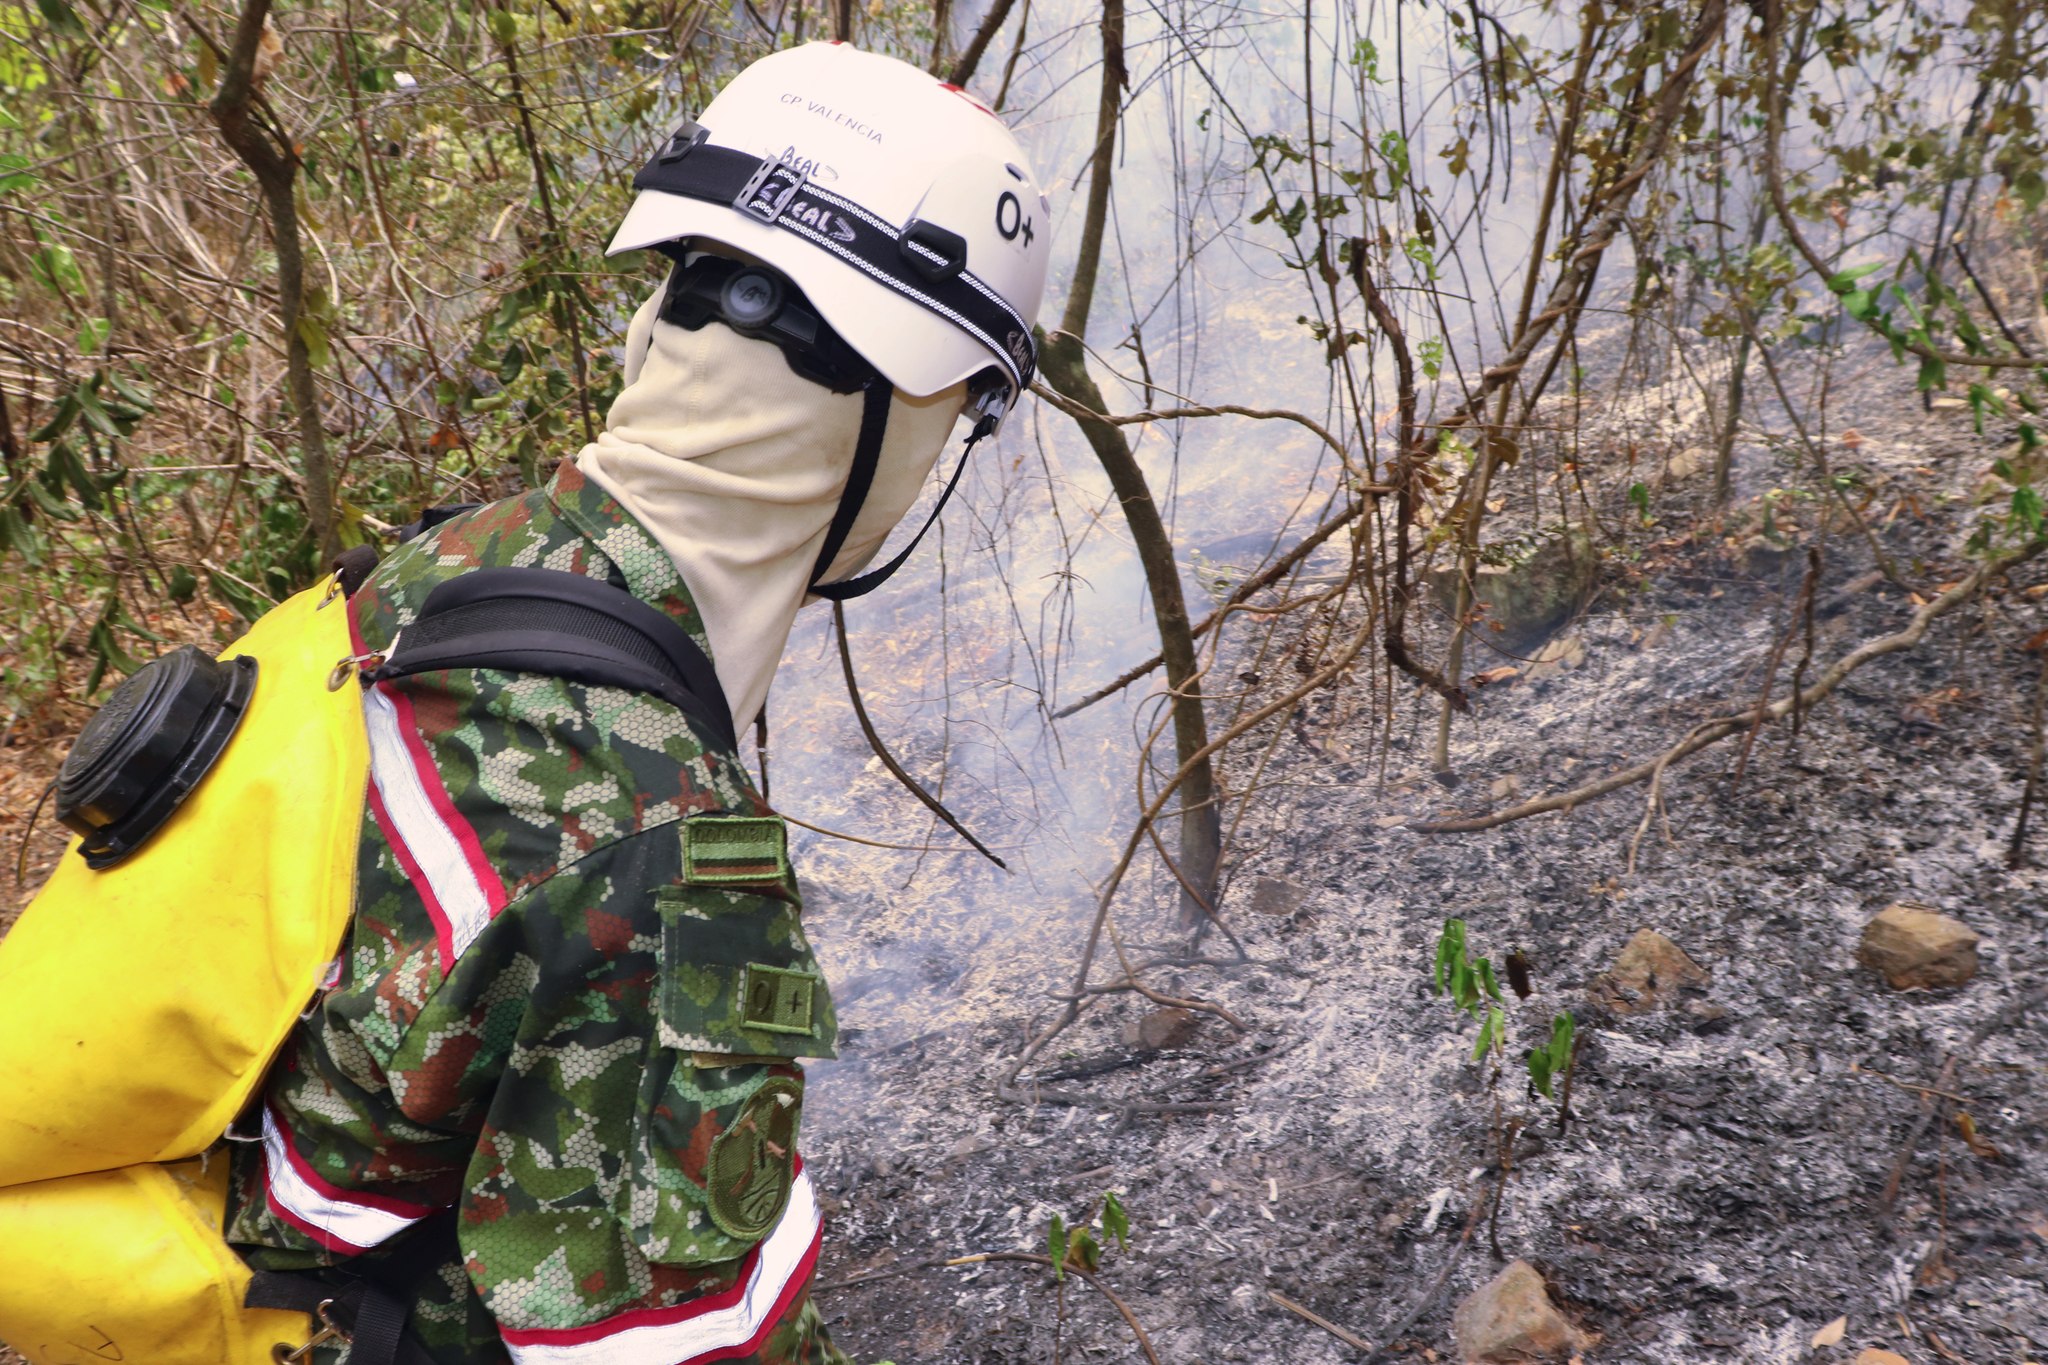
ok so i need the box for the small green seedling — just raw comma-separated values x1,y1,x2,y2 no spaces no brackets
1434,920,1577,1103
1434,917,1505,1064
1046,1190,1132,1282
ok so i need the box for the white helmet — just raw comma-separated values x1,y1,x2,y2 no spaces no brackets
610,42,1053,423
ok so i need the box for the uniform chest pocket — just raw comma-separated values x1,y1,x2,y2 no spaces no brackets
655,885,838,1062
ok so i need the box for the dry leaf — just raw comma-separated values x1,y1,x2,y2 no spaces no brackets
253,16,285,86
1954,1111,2000,1159
1372,814,1408,829
1925,1329,1968,1364
1471,665,1520,686
1853,1352,1910,1365
1813,1315,1848,1348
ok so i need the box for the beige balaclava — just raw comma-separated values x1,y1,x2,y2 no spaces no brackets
576,286,967,731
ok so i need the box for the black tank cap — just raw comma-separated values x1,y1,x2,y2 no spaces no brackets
54,645,258,869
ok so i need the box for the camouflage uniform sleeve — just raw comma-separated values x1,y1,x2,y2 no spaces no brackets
234,819,842,1361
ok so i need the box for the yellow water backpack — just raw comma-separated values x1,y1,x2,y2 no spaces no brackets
0,562,735,1365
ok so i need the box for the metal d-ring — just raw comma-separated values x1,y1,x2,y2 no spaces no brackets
272,1299,350,1363
327,650,385,691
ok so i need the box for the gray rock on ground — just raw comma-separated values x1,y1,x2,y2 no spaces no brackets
1248,876,1306,917
1856,903,1979,990
1123,1006,1199,1051
1428,525,1598,651
1453,1259,1584,1362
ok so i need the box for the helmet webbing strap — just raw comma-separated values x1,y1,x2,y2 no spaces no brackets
807,381,892,596
633,125,1037,400
807,382,997,602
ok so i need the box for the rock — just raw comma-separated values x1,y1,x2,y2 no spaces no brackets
1857,903,1979,990
1734,532,1798,577
1428,526,1598,650
1124,1007,1198,1051
1524,634,1588,682
1249,876,1306,917
1593,929,1710,1014
1853,1352,1910,1365
1654,444,1712,487
1452,1260,1582,1362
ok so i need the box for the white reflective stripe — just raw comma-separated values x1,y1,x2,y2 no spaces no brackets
503,1171,822,1365
260,1107,429,1252
363,683,494,959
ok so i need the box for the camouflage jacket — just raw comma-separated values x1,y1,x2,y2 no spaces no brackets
226,462,844,1365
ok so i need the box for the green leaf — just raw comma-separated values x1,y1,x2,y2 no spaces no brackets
1349,36,1381,81
0,152,38,198
106,371,156,412
1101,1190,1130,1250
1476,957,1503,1003
1825,261,1885,293
167,564,198,603
1047,1213,1067,1283
296,313,332,370
1915,354,1946,392
1418,336,1445,382
29,242,84,297
0,504,41,565
207,568,275,624
1473,1005,1504,1062
33,0,87,36
1433,919,1464,996
2015,169,2047,214
77,316,111,355
24,476,80,521
29,393,80,443
2013,485,2045,539
74,386,123,439
488,9,518,44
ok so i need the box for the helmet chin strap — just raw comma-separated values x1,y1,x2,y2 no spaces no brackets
806,384,996,602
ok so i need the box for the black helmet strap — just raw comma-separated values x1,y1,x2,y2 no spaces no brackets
806,385,996,603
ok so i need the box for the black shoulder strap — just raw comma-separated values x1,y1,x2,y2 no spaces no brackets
365,567,738,755
243,1210,459,1365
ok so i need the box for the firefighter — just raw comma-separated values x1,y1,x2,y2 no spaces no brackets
218,41,1049,1363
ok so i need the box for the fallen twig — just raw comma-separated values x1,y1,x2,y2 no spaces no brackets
944,1252,1164,1365
1268,1186,1487,1359
1415,543,2044,833
1880,982,2047,1228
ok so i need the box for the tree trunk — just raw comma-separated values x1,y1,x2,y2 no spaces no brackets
209,0,338,565
1041,0,1220,927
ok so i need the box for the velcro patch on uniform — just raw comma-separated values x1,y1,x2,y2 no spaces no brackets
681,816,789,886
706,1076,803,1241
739,964,817,1036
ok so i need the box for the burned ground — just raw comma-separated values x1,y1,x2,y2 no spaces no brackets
1,370,2040,1365
798,377,2048,1365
